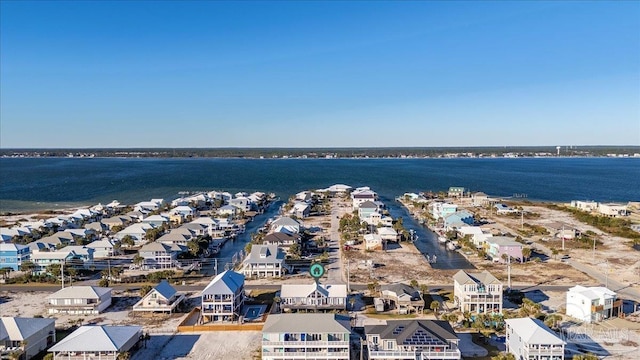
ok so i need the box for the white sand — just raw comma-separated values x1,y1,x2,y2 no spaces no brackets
132,331,261,360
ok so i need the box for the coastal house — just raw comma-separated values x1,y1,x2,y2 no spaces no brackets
365,319,461,360
494,203,518,215
279,283,347,312
377,227,399,243
351,188,378,209
0,243,30,271
141,214,169,227
86,238,117,258
242,245,287,277
269,217,302,234
132,279,185,314
84,222,107,236
324,183,353,194
471,192,489,206
362,212,383,226
448,186,467,198
157,230,193,247
295,191,313,203
364,233,384,251
201,270,245,322
485,237,524,263
453,270,503,314
229,197,252,212
261,233,300,249
191,217,223,237
291,203,311,218
218,205,237,217
457,226,493,248
0,317,56,360
171,205,196,219
48,325,142,360
430,202,458,220
47,286,112,315
566,285,622,323
101,216,132,231
597,203,628,217
262,313,351,360
358,201,379,221
379,283,424,314
138,242,179,269
505,318,565,360
30,249,78,273
570,200,599,212
443,211,475,231
39,232,75,247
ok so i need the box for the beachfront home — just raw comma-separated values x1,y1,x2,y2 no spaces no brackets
431,202,458,220
291,203,310,218
86,238,116,258
262,233,300,249
597,203,629,217
138,242,179,269
218,205,237,217
365,319,461,360
364,234,384,251
570,200,599,212
453,270,503,314
270,217,302,234
0,317,56,360
132,279,185,314
201,270,245,322
84,222,107,236
358,201,379,221
448,186,467,198
141,214,169,227
48,325,142,360
229,197,252,212
505,318,565,360
457,226,493,248
494,203,518,215
379,283,424,314
0,243,30,271
485,237,524,263
242,245,287,278
377,227,399,243
279,283,347,312
262,313,351,360
471,192,489,206
47,286,112,315
566,285,622,323
171,206,196,220
351,188,378,209
444,211,475,230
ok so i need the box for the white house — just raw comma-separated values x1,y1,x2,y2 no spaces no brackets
229,197,252,212
430,202,458,220
351,189,378,209
505,318,565,360
114,223,154,243
86,238,116,258
365,319,461,360
453,270,503,314
570,200,598,212
0,317,56,360
218,205,237,217
47,286,112,315
48,325,142,360
201,270,245,322
138,242,180,269
242,245,287,278
457,226,493,247
279,283,347,312
141,215,169,227
291,203,311,218
132,279,185,314
364,234,384,250
262,313,351,360
379,283,424,314
269,217,302,234
377,227,398,243
566,285,622,323
597,203,628,217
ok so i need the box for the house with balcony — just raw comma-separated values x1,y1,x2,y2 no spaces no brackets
114,223,155,244
0,243,30,271
453,270,503,314
201,270,245,322
485,237,524,263
430,202,458,220
48,325,142,360
380,283,424,314
358,201,379,221
141,215,169,228
261,233,300,250
566,285,622,323
448,187,466,198
47,286,112,315
279,282,347,312
262,313,351,360
377,227,399,243
86,239,116,258
365,319,461,360
0,317,56,360
138,242,180,269
31,249,78,274
364,234,384,250
269,217,302,235
443,211,475,231
505,318,565,360
291,203,311,218
242,245,287,278
132,280,185,314
597,203,629,217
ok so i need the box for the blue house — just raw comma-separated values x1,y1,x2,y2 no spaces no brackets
444,211,475,230
0,243,30,271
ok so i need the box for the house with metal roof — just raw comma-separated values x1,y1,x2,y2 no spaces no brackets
380,283,424,314
566,285,622,323
0,317,56,360
365,319,461,360
48,325,142,360
138,242,180,269
279,282,347,312
242,245,287,278
505,318,565,360
269,217,302,234
201,270,245,322
485,237,523,263
132,279,185,314
0,243,30,271
47,286,112,315
261,233,300,249
262,313,351,360
453,270,503,314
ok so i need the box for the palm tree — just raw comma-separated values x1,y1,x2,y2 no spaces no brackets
20,260,36,276
273,296,281,312
133,255,145,267
522,247,532,261
349,297,357,311
430,300,440,317
410,279,419,289
140,285,153,297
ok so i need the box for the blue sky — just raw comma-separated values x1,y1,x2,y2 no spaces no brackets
1,1,639,148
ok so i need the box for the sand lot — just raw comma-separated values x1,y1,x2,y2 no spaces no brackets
132,331,261,360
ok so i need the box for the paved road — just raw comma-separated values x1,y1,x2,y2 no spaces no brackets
325,197,347,285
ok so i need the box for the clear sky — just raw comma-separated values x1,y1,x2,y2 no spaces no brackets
1,1,639,148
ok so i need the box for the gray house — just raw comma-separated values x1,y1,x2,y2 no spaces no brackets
242,245,288,278
380,283,424,314
0,317,56,360
201,270,245,322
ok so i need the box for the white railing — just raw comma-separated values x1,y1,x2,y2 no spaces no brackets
420,350,461,359
263,341,349,347
262,351,349,359
368,350,417,358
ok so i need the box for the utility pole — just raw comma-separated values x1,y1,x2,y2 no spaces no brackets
592,237,596,261
347,259,350,293
507,255,511,291
562,225,565,251
61,261,65,289
521,211,524,230
107,259,111,286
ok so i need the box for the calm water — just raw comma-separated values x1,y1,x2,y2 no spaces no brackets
2,157,638,270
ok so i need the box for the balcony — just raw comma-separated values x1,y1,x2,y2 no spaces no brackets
262,351,349,359
420,350,462,359
263,341,349,347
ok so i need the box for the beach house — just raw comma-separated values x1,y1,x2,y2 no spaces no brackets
566,285,622,323
242,245,287,278
453,270,503,314
0,243,30,271
365,319,461,360
485,237,524,263
291,203,311,218
457,226,493,248
364,233,384,250
141,214,169,227
262,233,300,250
262,313,351,360
443,211,475,231
132,279,185,314
358,201,379,221
85,238,116,258
351,188,378,209
0,317,56,360
597,203,629,217
379,283,424,314
47,286,112,315
505,318,565,360
430,202,458,220
279,283,347,312
448,186,467,198
201,270,245,322
48,325,142,360
269,217,302,234
138,242,180,269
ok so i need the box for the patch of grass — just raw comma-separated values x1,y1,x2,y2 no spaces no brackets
248,290,277,304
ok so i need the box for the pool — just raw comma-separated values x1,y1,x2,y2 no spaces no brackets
243,305,267,321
